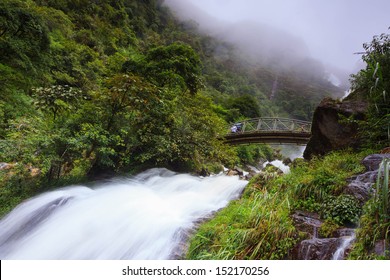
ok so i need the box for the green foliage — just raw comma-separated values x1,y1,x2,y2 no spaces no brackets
349,158,390,259
0,0,50,73
235,144,273,166
123,42,203,94
321,195,361,225
186,175,297,260
226,94,261,120
187,150,369,260
318,219,340,238
375,159,390,222
0,0,360,226
0,164,42,217
350,31,390,147
31,85,86,119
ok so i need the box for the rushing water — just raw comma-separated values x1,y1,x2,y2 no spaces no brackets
332,233,356,260
0,168,247,260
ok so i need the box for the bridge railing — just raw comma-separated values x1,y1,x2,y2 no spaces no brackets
228,117,312,134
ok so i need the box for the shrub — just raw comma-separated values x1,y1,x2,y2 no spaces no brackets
321,195,362,225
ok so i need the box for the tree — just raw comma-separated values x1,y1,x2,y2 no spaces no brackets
31,85,85,120
123,42,203,94
227,94,261,120
350,31,390,146
0,0,50,73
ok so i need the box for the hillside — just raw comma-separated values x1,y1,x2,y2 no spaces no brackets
0,0,348,215
0,0,389,260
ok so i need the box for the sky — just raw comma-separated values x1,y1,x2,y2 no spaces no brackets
164,0,390,85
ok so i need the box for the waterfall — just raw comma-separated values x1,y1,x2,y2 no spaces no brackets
332,233,356,260
0,168,247,260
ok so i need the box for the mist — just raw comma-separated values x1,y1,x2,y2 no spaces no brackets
163,0,390,89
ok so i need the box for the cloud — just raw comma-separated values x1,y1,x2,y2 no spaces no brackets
164,0,390,87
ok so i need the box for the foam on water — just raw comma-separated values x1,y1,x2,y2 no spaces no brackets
0,168,247,259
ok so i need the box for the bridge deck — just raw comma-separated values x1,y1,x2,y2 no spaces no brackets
223,117,312,145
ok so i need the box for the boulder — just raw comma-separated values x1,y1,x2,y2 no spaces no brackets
362,154,390,171
294,238,341,260
291,211,323,238
304,97,368,160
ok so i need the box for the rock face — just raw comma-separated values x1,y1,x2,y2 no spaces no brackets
290,210,356,260
303,97,368,160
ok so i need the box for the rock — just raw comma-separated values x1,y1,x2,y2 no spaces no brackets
343,171,377,205
227,170,239,176
282,158,292,166
199,168,210,177
233,166,244,176
0,163,14,170
291,211,323,238
294,238,341,260
380,147,390,154
362,154,390,171
335,228,356,238
303,97,368,160
343,154,390,204
244,170,257,181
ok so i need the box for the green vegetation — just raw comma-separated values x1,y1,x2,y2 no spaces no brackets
350,31,390,147
186,151,368,259
0,0,388,260
349,158,390,259
0,0,339,218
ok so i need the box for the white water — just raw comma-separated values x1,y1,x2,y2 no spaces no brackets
0,168,247,260
332,233,356,260
263,160,290,174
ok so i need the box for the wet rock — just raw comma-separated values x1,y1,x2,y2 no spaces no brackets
282,158,292,166
227,170,239,176
244,171,257,181
362,154,390,171
292,211,323,238
233,166,244,176
199,168,210,177
335,228,356,238
343,153,390,205
343,171,377,205
295,238,341,260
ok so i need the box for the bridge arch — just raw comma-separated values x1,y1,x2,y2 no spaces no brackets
224,117,312,145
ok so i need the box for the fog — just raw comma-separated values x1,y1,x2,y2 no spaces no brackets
164,0,390,88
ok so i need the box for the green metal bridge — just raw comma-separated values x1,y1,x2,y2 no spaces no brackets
224,117,312,145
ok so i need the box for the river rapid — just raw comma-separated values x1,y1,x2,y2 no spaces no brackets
0,168,247,259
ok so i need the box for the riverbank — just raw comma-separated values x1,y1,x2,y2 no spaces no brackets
186,149,388,260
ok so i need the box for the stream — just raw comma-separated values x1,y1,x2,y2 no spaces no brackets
0,168,247,259
1,153,385,260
